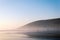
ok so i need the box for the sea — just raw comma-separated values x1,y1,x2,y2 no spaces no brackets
0,31,60,40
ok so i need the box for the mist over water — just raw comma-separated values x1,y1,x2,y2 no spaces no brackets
0,18,60,40
0,31,60,40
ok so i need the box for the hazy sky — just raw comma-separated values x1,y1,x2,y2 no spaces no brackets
0,0,60,30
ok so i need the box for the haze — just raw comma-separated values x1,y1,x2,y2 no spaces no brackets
0,0,60,30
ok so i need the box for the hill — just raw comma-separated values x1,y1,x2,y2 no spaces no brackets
18,18,60,38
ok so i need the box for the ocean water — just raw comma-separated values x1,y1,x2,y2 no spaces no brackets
0,32,60,40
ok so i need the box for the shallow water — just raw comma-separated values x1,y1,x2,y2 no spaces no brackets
0,32,60,40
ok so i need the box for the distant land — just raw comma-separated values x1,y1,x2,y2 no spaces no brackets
0,18,60,38
18,18,60,38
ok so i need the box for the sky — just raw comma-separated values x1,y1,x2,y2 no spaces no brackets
0,0,60,30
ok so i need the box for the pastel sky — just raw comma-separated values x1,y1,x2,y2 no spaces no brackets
0,0,60,30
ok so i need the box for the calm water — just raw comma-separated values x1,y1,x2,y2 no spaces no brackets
0,32,60,40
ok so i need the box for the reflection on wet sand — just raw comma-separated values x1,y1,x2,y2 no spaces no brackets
0,32,60,40
0,32,28,40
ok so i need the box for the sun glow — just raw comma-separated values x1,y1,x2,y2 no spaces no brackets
0,20,26,30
